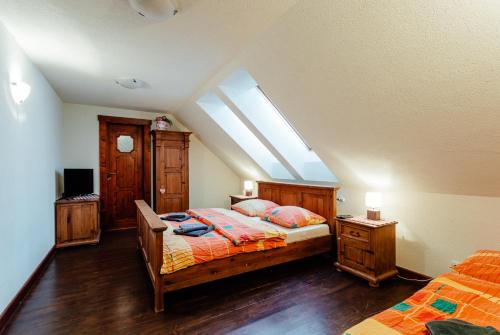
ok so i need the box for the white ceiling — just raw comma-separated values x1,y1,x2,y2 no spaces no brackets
0,0,296,112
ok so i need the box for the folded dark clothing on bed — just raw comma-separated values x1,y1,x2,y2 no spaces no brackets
426,319,499,335
178,223,209,232
160,212,192,222
174,224,214,237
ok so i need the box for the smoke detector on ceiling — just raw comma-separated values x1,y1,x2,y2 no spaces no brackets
128,0,178,20
115,77,147,89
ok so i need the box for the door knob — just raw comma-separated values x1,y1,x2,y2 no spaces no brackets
106,172,117,181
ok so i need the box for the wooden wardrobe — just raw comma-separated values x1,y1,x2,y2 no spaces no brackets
152,130,191,214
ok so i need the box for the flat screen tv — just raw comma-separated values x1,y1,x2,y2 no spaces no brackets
64,169,94,197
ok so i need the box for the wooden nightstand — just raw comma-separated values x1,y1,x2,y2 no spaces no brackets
229,195,257,206
334,216,398,287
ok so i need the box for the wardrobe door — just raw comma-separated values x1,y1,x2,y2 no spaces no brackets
158,142,184,213
154,131,190,214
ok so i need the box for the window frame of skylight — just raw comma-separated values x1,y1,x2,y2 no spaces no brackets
196,92,296,181
255,85,312,151
214,87,302,180
217,69,337,183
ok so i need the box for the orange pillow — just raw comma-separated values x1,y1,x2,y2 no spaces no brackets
231,199,279,217
452,249,500,284
261,206,326,228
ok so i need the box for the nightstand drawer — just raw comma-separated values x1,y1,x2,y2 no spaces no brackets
340,224,370,244
340,232,370,250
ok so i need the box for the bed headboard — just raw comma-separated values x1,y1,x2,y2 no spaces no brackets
257,181,338,233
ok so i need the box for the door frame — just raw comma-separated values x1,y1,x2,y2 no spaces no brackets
98,115,152,230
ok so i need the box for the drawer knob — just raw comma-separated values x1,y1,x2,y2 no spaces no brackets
350,231,361,237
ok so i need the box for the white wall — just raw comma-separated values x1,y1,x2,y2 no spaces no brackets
0,23,62,314
61,103,240,208
337,188,500,277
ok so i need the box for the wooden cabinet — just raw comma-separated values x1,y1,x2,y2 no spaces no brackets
152,130,191,214
335,217,397,287
229,195,257,206
55,196,100,248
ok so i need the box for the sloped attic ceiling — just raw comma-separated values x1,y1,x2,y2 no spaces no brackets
176,0,500,197
3,0,500,196
0,0,297,112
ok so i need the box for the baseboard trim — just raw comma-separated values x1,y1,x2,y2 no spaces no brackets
0,246,55,334
396,265,433,280
104,226,137,232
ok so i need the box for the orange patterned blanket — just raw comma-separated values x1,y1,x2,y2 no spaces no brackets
344,269,500,334
187,208,286,245
160,210,287,274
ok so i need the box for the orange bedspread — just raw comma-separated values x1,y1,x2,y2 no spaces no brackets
343,271,500,335
187,208,286,245
160,212,286,274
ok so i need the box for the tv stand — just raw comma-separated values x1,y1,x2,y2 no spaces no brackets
55,195,100,248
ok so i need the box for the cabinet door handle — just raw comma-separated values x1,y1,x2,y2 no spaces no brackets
160,187,166,194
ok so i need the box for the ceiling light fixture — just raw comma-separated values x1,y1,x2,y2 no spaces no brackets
128,0,178,20
10,81,31,104
115,77,147,89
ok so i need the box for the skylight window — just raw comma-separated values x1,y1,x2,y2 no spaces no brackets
196,93,294,180
219,70,337,183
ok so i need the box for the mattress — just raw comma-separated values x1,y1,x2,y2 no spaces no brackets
212,208,331,243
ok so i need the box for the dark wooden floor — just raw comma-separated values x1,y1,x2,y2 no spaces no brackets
4,231,424,335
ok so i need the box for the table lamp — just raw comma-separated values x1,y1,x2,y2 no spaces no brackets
365,192,382,220
244,181,254,196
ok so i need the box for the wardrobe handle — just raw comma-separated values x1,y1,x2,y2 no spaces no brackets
160,187,166,194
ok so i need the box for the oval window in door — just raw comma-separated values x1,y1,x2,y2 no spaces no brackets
117,135,134,153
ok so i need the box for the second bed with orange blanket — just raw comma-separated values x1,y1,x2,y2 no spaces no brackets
344,250,500,335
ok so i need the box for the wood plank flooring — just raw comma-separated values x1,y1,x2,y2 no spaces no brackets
4,231,424,335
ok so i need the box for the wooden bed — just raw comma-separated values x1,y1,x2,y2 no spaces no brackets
135,181,338,312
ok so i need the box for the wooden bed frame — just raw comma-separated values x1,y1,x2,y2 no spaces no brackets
136,181,338,312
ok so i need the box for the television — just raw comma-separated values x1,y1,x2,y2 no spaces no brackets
64,169,94,197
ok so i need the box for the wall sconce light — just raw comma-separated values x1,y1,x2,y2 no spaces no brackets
365,192,382,220
10,81,31,104
244,180,254,196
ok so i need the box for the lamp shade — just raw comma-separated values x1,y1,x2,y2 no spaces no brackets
10,81,31,104
244,181,254,191
365,192,382,209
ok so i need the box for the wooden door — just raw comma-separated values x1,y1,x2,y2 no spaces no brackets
107,124,143,229
98,116,151,231
156,139,187,213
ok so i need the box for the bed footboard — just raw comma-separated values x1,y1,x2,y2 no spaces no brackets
135,200,166,312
